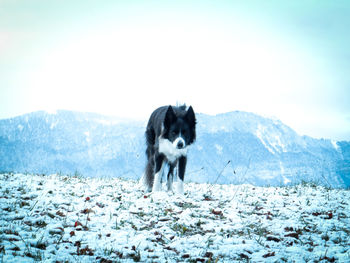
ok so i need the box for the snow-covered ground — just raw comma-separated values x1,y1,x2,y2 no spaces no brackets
0,173,349,262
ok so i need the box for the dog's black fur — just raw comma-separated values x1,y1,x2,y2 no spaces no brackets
144,105,196,193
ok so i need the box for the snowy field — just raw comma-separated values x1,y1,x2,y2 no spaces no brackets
0,173,349,262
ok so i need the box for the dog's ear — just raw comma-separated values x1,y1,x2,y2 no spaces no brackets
186,106,196,126
186,106,196,143
164,105,176,129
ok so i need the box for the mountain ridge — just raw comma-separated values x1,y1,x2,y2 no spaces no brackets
0,110,349,187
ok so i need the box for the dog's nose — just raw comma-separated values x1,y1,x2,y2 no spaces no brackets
177,141,184,149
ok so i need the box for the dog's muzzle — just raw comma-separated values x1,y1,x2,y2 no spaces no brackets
177,141,184,149
174,137,185,149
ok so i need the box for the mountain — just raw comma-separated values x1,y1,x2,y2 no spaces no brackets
0,110,349,187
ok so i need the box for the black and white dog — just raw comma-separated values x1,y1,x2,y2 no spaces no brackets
143,105,196,194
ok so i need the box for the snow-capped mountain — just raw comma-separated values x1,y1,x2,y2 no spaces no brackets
0,110,349,187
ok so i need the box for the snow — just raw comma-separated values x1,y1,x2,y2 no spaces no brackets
45,109,58,115
50,120,58,130
279,161,291,185
256,124,290,155
215,144,223,155
282,176,291,185
84,131,91,143
271,134,287,153
96,119,114,125
1,173,350,262
332,140,340,151
256,125,276,154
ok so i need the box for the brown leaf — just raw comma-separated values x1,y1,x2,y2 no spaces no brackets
159,218,170,222
81,208,93,214
285,233,299,239
74,241,81,247
327,212,333,219
96,202,105,208
56,211,65,217
56,227,64,232
79,245,94,256
74,221,82,227
239,253,249,260
163,246,179,254
255,206,263,211
204,251,213,258
211,209,223,216
262,251,275,258
266,236,281,242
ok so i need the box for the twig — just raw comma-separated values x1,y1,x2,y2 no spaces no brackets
229,157,252,203
213,160,231,185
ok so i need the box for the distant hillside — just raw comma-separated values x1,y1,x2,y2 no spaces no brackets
0,110,349,187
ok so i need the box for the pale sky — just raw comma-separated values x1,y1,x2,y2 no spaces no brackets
1,0,349,140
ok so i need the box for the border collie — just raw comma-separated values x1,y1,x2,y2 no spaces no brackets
143,105,196,194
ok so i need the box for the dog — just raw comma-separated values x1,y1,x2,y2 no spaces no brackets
142,105,196,194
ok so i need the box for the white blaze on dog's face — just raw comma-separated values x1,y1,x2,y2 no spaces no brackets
173,136,185,150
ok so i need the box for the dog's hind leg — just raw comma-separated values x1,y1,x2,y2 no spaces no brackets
152,154,165,192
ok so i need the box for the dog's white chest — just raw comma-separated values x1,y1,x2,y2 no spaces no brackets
158,138,188,163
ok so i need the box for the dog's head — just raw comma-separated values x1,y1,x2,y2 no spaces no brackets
163,105,196,149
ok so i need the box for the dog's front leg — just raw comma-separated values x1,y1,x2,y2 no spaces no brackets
176,156,187,194
152,154,165,192
167,165,175,192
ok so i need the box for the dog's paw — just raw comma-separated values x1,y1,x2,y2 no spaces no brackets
152,171,163,192
139,174,151,192
175,181,184,195
152,182,162,192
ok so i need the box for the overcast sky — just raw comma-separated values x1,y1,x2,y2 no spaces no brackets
1,0,349,140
